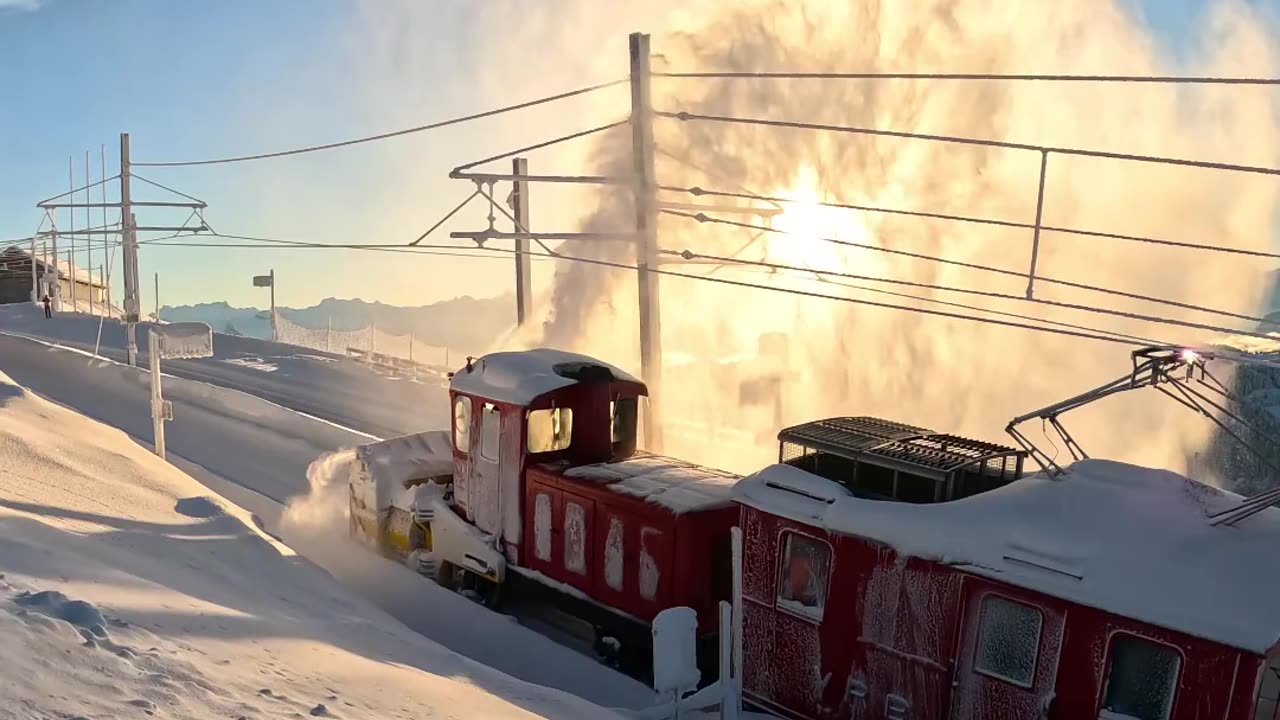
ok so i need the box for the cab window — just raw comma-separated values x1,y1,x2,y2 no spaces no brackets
453,396,471,453
776,531,831,621
528,407,573,453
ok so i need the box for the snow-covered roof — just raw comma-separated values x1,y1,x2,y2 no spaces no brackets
733,459,1280,654
0,247,106,288
564,454,740,513
449,348,643,406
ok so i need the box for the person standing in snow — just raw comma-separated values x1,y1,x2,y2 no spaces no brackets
41,294,52,319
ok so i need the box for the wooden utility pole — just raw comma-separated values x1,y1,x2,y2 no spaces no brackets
512,157,533,326
630,32,663,451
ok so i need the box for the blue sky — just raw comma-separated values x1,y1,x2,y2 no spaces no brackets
0,0,1270,311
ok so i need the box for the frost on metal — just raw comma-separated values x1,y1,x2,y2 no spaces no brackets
639,527,661,601
564,501,586,575
154,322,213,359
534,493,552,562
605,517,625,591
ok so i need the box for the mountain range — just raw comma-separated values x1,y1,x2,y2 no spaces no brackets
159,294,515,351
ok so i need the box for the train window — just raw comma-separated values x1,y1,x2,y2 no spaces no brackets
776,532,831,621
479,403,500,462
604,517,625,591
564,501,586,575
974,595,1042,687
528,407,573,454
1100,634,1180,720
611,399,638,459
1256,661,1280,720
453,396,471,454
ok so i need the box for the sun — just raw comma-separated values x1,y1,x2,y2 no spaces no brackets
765,166,874,274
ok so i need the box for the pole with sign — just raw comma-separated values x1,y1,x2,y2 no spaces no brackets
253,270,276,341
148,322,213,460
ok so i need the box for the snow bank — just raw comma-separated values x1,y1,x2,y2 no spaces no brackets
0,368,619,719
735,460,1280,654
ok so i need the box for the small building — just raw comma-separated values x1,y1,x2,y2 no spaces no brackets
734,417,1279,720
0,246,109,311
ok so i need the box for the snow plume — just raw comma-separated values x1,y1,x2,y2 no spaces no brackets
282,447,356,536
508,0,1280,477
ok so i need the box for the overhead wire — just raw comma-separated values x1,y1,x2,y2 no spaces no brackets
452,119,629,174
660,208,1266,326
130,173,208,205
669,252,1165,346
653,71,1280,84
133,79,629,167
657,110,1280,177
660,184,1280,261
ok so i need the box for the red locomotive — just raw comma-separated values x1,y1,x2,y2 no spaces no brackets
344,347,1280,720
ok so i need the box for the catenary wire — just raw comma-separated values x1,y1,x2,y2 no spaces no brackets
653,71,1280,84
660,184,1280,260
658,110,1280,177
661,208,1266,325
133,80,629,167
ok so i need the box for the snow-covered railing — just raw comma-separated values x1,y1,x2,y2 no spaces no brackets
273,310,469,370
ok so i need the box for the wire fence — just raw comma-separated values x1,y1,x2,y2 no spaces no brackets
272,310,473,369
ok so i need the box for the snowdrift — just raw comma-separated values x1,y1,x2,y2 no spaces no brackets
0,368,618,719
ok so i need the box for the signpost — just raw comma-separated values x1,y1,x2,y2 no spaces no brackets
148,322,213,460
253,270,276,341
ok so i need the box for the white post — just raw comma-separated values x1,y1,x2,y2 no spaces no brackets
730,525,744,715
629,32,663,452
327,315,333,352
86,151,93,316
718,601,737,720
69,155,77,312
370,322,376,352
154,272,160,322
29,235,37,303
50,225,60,312
269,268,277,341
409,330,415,362
149,329,166,460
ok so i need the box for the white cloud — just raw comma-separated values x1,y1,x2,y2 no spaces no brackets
0,0,43,10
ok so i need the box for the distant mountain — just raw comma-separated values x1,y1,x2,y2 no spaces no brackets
160,294,515,351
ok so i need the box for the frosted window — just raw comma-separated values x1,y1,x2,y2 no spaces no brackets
564,501,586,575
639,527,661,600
453,396,471,454
604,517,625,591
479,403,500,462
1101,634,1180,720
1257,662,1280,720
974,595,1042,687
527,407,573,453
533,493,552,562
776,532,831,620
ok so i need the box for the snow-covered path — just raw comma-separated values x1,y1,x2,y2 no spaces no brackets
0,330,655,710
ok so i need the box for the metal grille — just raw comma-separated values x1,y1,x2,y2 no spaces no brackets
779,416,1024,476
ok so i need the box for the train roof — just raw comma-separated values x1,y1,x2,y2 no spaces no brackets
778,416,1025,478
449,348,643,406
734,458,1280,654
563,454,740,513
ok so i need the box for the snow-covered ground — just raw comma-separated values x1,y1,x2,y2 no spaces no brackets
0,321,657,711
0,305,449,438
0,366,623,719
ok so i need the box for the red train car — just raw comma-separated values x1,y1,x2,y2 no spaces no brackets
733,417,1280,720
446,349,739,670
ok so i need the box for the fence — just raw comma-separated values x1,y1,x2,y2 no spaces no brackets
272,311,473,370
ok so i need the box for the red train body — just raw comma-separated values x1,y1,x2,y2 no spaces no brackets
435,349,1280,719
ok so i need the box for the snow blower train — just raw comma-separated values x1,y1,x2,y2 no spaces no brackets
339,346,1280,720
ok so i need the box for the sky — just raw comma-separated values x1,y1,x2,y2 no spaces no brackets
0,0,1272,313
